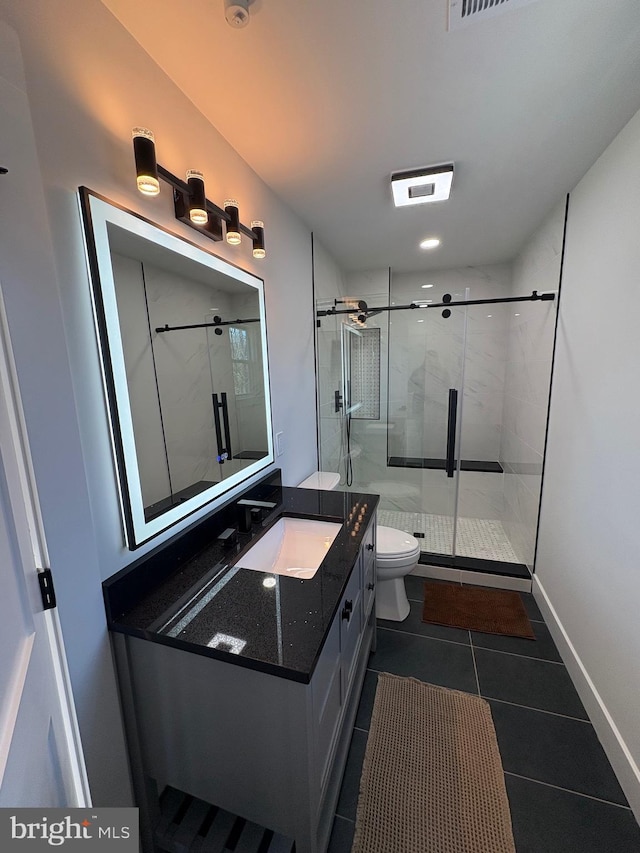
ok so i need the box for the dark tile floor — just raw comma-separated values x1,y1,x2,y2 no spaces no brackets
327,575,640,852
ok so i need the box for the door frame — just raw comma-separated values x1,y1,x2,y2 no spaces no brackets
0,287,91,806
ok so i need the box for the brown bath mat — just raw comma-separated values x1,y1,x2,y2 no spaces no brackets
351,673,516,853
422,581,536,639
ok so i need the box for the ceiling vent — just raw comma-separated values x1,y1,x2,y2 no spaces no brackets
448,0,540,31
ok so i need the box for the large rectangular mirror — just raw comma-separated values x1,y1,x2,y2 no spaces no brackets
79,188,273,548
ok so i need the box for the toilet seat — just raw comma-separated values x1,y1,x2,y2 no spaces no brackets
376,526,421,567
296,473,420,622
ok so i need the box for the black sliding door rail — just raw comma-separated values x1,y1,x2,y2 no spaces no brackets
156,318,260,334
316,289,555,319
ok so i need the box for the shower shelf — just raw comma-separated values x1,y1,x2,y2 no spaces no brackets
387,456,503,473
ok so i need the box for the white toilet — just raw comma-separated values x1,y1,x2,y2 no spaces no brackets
297,472,420,621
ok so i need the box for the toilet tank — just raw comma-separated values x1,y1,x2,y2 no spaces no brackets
298,471,340,491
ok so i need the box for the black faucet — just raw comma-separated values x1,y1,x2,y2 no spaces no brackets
236,499,277,533
217,527,238,549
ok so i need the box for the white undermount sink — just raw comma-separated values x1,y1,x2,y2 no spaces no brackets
237,517,342,580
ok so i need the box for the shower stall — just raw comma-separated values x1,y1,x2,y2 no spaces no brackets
315,251,562,581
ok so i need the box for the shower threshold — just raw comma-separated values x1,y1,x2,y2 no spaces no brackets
377,509,530,580
418,552,530,580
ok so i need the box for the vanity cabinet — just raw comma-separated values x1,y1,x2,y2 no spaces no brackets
112,511,377,853
361,522,376,622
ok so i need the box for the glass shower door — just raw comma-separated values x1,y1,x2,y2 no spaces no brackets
205,316,270,482
386,298,466,557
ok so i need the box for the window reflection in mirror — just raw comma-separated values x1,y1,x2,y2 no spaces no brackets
80,189,273,548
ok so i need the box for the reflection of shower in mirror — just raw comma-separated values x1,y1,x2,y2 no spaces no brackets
79,187,274,548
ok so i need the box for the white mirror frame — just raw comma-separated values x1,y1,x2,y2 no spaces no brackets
79,188,274,548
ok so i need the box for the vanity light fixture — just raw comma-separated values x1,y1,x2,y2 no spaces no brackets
391,163,454,207
421,284,434,289
186,170,208,224
130,127,266,256
224,199,241,245
251,220,266,259
132,128,160,196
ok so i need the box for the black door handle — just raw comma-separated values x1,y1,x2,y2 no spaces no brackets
212,393,225,462
342,599,353,621
212,393,232,463
446,388,458,478
221,392,233,461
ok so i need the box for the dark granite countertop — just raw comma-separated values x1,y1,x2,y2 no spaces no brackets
103,475,378,684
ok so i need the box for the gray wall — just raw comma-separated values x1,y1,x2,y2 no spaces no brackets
0,0,317,806
535,107,640,818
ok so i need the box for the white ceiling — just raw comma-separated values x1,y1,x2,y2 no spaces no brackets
103,0,640,273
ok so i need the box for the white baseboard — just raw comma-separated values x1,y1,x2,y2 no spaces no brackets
411,563,532,592
533,575,640,823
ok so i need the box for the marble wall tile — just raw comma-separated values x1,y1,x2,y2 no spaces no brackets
502,469,541,568
458,422,503,461
112,253,171,507
344,269,390,301
456,471,505,518
498,201,563,568
389,265,512,305
504,357,553,408
463,339,509,392
319,414,341,449
145,265,236,495
500,426,544,472
390,268,510,469
512,397,550,457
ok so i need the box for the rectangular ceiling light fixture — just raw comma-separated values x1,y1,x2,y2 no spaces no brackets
391,164,454,207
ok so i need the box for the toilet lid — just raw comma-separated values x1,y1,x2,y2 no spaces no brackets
376,526,420,559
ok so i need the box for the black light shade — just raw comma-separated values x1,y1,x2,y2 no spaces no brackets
132,128,159,196
251,220,265,259
186,170,208,225
224,199,241,245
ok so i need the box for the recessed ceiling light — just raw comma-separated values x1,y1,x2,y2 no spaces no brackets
420,238,441,250
421,284,434,289
391,164,454,207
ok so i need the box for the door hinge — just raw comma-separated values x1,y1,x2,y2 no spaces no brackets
38,568,57,610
